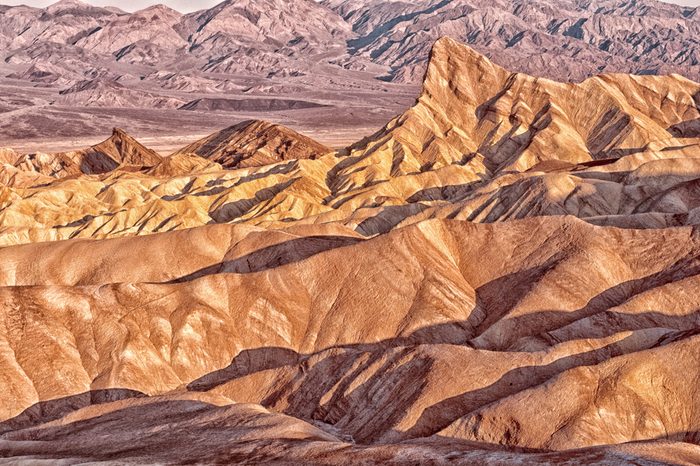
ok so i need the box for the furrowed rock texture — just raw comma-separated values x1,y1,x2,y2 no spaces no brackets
343,37,700,178
0,0,698,126
324,0,700,83
0,0,698,89
0,37,699,464
13,127,162,178
0,39,698,246
174,120,333,169
1,218,700,464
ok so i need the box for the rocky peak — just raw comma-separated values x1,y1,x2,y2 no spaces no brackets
132,4,183,22
96,128,163,167
44,0,115,17
421,37,511,107
175,119,332,169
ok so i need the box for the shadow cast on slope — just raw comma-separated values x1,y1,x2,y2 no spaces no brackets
0,398,266,464
5,245,700,451
208,177,299,223
180,252,700,443
355,203,430,236
346,0,452,52
169,234,363,282
459,247,700,351
0,389,146,435
185,312,695,445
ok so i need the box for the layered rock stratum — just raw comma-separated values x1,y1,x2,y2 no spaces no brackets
0,37,700,464
325,0,700,83
1,0,698,89
13,127,162,178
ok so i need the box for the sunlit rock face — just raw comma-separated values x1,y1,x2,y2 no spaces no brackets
0,37,700,464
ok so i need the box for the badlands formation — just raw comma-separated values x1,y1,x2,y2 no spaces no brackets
0,37,699,464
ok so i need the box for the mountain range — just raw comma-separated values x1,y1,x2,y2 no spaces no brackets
1,0,698,85
0,0,698,144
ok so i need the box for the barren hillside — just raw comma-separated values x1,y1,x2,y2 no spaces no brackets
0,36,699,464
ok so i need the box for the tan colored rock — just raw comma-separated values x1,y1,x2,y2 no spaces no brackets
342,36,699,186
146,152,222,177
174,119,333,169
14,128,162,177
0,148,18,166
1,37,700,464
0,218,699,443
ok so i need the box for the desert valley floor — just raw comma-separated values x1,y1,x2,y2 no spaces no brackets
0,35,699,465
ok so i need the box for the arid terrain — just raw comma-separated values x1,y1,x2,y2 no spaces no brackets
0,0,698,148
0,31,699,464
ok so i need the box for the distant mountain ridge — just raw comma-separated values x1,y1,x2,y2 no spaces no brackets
0,0,697,102
324,0,700,82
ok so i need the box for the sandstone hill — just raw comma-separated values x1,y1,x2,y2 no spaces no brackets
0,38,697,243
175,120,333,169
13,127,162,178
0,38,699,464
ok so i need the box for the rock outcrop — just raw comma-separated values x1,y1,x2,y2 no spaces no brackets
325,0,700,83
14,128,162,177
174,120,333,169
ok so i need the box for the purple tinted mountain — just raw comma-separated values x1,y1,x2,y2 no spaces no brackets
58,78,184,108
77,4,186,65
0,0,698,145
324,0,700,82
0,0,697,105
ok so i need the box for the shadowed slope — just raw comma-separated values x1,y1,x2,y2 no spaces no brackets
4,392,696,465
0,36,699,464
339,37,700,191
13,128,163,178
174,120,333,169
0,217,699,454
0,39,698,247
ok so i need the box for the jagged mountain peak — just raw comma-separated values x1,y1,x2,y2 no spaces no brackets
326,0,700,83
135,3,181,14
48,0,89,8
13,128,162,178
421,37,511,103
94,127,163,167
180,0,354,50
340,36,699,192
44,0,115,16
132,3,183,20
0,31,700,464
